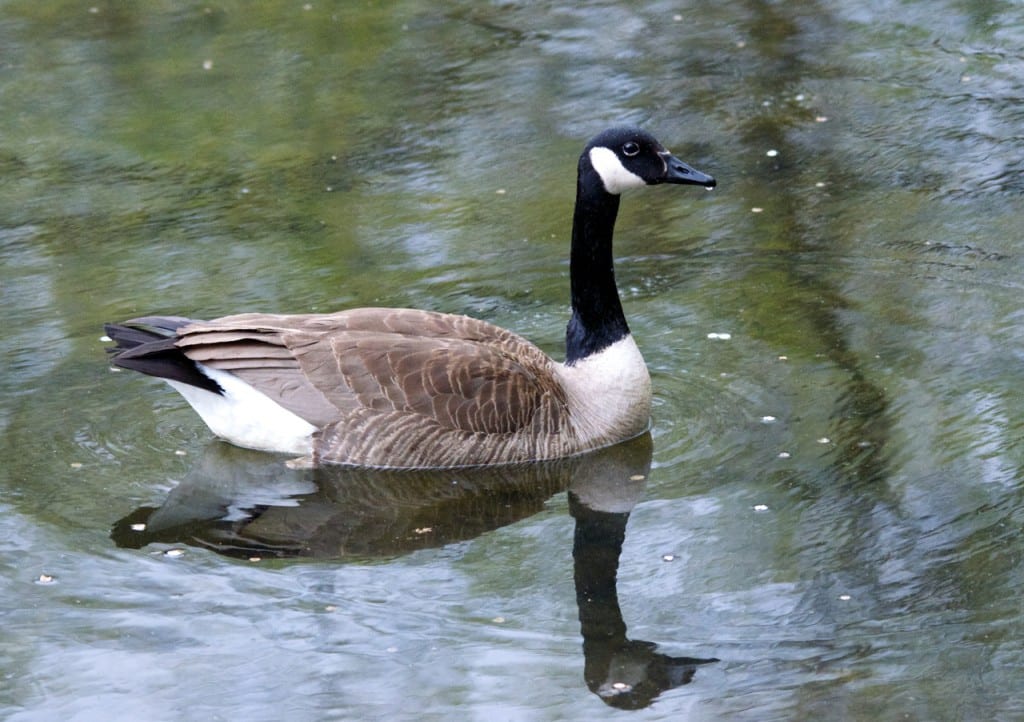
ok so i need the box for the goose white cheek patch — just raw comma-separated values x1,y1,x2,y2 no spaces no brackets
589,146,646,194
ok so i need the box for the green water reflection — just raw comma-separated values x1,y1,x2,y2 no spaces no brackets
2,0,1024,719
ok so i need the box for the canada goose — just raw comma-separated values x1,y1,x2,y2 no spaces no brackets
105,127,715,468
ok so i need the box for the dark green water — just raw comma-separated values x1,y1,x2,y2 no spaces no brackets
2,1,1023,719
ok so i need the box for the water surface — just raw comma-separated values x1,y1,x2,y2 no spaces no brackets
2,1,1024,719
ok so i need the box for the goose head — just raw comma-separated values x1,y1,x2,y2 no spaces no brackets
583,127,716,196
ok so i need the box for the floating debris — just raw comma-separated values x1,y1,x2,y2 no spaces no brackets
36,574,56,585
174,450,187,456
70,462,83,469
99,335,112,343
839,594,851,601
753,504,769,512
766,149,779,157
817,437,832,444
761,415,777,423
492,616,506,624
202,59,213,71
248,556,261,563
611,682,633,692
164,548,186,558
662,554,676,562
629,474,645,481
777,451,792,459
130,522,147,532
707,332,731,340
413,527,433,535
751,207,764,213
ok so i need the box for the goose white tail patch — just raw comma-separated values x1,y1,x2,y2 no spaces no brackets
589,146,646,194
165,364,316,455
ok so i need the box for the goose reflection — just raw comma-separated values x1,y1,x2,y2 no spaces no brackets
111,434,716,706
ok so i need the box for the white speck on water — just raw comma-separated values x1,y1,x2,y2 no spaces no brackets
766,149,779,157
761,415,777,423
817,437,831,444
707,332,731,340
778,355,788,360
753,504,769,512
495,188,507,195
386,646,398,653
751,207,764,213
70,462,83,469
202,59,213,71
248,556,261,563
99,335,112,343
240,187,250,195
629,474,645,481
612,682,633,692
839,594,852,601
492,616,506,624
795,93,805,102
673,14,683,21
815,115,829,123
130,523,147,532
662,554,676,562
777,451,792,459
174,450,187,456
36,574,56,585
164,548,186,558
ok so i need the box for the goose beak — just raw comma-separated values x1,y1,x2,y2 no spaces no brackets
662,154,716,188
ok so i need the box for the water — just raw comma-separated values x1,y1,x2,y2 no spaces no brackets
2,0,1024,719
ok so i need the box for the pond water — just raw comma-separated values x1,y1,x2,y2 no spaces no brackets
2,0,1024,719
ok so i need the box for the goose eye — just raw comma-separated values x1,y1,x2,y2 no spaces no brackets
622,141,640,157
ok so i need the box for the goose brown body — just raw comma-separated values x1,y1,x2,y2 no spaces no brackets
105,127,715,469
155,307,648,467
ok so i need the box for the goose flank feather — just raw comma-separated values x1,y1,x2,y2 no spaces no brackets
105,127,715,468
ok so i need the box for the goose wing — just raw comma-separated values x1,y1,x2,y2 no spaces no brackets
176,308,568,438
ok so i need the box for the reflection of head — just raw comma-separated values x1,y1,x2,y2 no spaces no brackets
571,470,717,710
583,637,714,710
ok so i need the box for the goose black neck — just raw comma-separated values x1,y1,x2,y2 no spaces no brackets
565,159,629,366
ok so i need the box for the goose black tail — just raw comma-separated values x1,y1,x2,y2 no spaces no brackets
104,316,223,395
